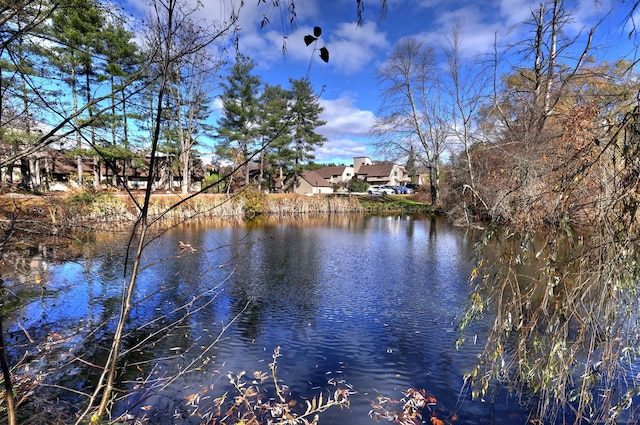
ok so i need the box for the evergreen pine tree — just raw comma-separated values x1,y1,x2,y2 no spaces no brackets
48,0,106,186
216,54,263,187
259,83,293,191
287,77,326,186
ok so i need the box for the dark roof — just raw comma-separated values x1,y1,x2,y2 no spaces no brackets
356,162,395,178
301,170,332,187
47,149,204,180
48,150,78,174
314,165,347,179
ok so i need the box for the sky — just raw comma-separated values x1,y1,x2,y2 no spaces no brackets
124,0,638,166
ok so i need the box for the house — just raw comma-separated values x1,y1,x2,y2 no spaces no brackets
293,170,333,194
41,149,204,191
354,160,409,186
311,156,411,189
314,165,354,185
410,168,427,186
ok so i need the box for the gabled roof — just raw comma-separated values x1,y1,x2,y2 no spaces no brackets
301,170,333,187
356,162,396,178
314,165,348,179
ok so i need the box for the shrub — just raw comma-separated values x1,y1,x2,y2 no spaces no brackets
201,173,226,193
240,186,266,218
347,177,368,193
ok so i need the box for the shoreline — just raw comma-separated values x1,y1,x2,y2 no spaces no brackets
0,191,436,224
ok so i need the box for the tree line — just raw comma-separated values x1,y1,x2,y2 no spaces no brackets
0,0,326,195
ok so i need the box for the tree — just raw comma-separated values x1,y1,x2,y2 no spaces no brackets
372,37,445,204
166,20,219,193
0,0,60,52
259,83,292,191
0,0,61,190
286,77,326,187
91,15,141,187
347,176,368,192
74,0,238,420
48,0,106,186
454,2,640,424
101,16,139,148
217,54,263,187
442,22,491,221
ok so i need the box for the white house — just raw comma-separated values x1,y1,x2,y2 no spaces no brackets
293,170,334,194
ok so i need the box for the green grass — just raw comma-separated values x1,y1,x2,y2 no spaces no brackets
356,194,437,214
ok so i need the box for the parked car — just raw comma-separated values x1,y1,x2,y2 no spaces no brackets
380,185,398,195
368,185,395,195
394,186,414,194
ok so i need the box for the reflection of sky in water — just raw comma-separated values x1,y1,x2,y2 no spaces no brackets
7,216,528,425
14,260,122,339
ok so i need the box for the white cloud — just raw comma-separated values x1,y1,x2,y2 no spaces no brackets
315,138,370,164
430,7,503,56
497,0,535,29
213,0,326,68
327,21,390,74
318,97,376,138
404,0,619,59
236,19,390,77
312,95,377,163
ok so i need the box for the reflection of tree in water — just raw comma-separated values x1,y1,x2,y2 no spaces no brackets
0,224,243,419
226,223,324,341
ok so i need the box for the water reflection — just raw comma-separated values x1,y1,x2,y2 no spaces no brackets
4,215,528,424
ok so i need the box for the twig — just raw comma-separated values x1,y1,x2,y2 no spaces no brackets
16,322,34,344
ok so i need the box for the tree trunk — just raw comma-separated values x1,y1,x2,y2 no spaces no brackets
244,147,250,187
181,151,190,193
429,166,438,205
93,156,100,188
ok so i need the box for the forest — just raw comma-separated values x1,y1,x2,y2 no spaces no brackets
4,0,640,424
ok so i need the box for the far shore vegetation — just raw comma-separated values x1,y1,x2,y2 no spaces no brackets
0,189,437,236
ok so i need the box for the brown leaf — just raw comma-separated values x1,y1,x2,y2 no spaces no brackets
430,417,444,425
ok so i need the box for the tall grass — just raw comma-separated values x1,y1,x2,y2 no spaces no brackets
0,192,424,232
265,194,364,215
72,193,365,223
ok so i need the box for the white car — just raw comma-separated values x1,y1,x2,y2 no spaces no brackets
368,185,395,195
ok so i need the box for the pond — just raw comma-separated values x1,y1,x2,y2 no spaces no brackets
2,214,530,424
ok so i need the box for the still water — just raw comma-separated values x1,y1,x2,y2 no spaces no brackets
5,215,529,424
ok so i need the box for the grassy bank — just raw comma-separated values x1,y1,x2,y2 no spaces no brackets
0,190,436,230
357,194,439,214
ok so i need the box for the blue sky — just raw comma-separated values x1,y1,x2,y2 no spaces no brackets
125,0,637,165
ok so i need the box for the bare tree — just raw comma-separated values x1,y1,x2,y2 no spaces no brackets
166,19,223,194
442,21,491,221
372,37,446,204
